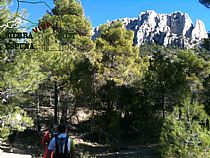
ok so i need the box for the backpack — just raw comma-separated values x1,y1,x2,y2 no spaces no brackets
50,130,59,140
54,135,70,158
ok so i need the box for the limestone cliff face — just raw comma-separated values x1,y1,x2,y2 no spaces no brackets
93,10,208,48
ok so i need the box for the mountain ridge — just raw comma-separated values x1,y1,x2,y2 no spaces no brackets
93,10,208,48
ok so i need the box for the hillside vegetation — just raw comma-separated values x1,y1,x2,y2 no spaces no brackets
0,0,210,157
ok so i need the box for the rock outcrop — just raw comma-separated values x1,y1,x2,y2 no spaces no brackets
93,10,208,48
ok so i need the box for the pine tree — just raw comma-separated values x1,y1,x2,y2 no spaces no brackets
160,99,210,158
32,0,96,124
0,1,34,139
95,21,145,85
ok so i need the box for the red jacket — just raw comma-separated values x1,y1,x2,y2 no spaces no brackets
41,130,50,145
42,130,53,158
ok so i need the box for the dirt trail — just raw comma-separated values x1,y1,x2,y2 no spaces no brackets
0,137,160,158
0,149,32,158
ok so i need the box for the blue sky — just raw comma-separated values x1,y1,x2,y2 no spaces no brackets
9,0,210,31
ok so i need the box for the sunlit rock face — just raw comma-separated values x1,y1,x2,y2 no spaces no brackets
93,10,208,48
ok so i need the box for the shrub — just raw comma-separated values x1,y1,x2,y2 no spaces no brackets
0,104,34,139
160,100,210,158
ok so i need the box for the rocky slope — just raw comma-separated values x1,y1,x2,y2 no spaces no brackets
93,10,208,48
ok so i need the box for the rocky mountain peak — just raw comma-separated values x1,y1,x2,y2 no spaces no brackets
93,10,208,48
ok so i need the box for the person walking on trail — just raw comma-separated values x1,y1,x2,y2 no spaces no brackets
50,124,59,138
42,124,59,158
47,124,76,158
41,125,53,158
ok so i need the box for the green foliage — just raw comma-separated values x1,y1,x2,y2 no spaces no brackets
0,104,34,139
199,0,210,8
30,0,96,124
53,0,84,16
203,38,210,51
203,75,210,115
0,0,36,139
160,99,210,158
70,58,95,107
1,1,210,156
3,51,46,93
0,0,6,5
95,22,146,85
174,50,210,104
36,0,95,82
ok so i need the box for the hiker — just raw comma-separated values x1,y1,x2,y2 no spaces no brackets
42,125,54,158
50,124,59,138
47,124,76,158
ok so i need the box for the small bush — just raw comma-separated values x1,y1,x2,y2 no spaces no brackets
0,104,34,139
160,100,210,158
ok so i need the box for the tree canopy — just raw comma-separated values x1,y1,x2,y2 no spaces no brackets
199,0,210,8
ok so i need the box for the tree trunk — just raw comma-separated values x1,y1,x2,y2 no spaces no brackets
60,97,68,124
